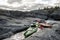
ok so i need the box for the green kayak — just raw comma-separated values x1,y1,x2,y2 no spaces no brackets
24,27,37,38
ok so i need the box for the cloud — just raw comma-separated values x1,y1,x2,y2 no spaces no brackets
0,0,8,5
0,0,58,6
35,0,57,5
0,0,59,11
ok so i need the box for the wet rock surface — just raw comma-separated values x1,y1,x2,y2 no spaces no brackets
0,15,30,40
0,25,29,40
24,21,60,40
0,8,60,20
0,9,60,40
0,14,41,40
0,9,48,19
50,9,60,20
3,20,60,40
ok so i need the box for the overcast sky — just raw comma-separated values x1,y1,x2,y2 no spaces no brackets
0,0,59,7
0,0,58,4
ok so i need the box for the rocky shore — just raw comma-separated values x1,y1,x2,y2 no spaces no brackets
0,7,60,40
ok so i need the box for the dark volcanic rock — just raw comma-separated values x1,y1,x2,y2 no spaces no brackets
29,10,48,19
24,23,60,40
0,9,48,19
0,25,29,40
0,8,60,20
0,18,7,25
50,9,60,20
0,8,60,40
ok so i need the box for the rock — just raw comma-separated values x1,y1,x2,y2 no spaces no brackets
0,9,48,19
0,18,7,25
0,25,29,40
50,9,60,20
28,10,48,19
0,8,60,40
24,21,60,40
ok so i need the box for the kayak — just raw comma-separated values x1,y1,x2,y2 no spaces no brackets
39,23,52,28
24,27,37,38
